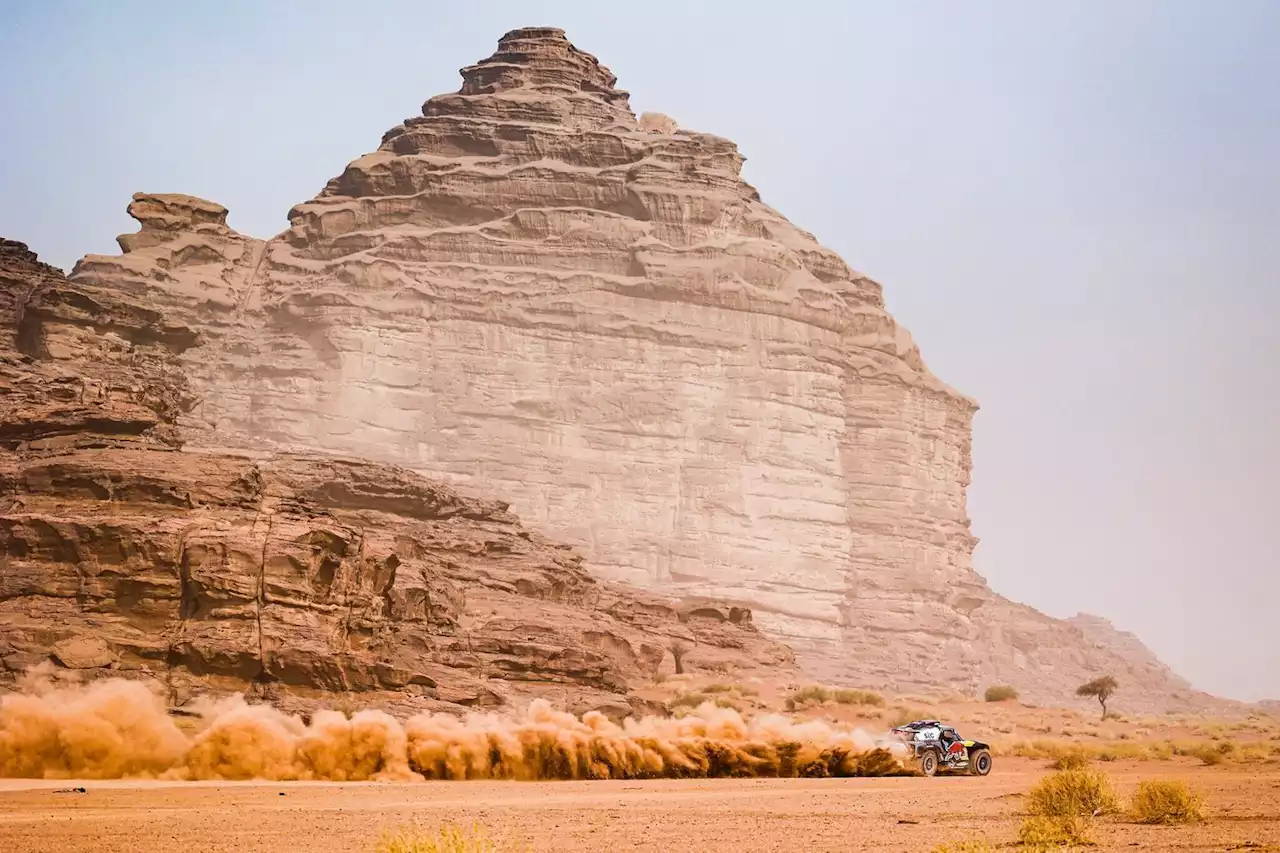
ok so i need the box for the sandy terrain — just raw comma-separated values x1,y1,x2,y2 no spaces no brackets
2,760,1277,853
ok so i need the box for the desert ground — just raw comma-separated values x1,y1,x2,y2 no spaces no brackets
4,675,1280,851
1,760,1278,853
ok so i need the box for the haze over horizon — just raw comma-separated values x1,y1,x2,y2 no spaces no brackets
1,0,1276,701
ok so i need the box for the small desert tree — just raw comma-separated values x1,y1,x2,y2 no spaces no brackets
1076,675,1118,719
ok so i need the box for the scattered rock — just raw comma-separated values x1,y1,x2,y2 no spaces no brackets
52,638,117,670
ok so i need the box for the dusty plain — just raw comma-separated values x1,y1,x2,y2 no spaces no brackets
1,760,1278,853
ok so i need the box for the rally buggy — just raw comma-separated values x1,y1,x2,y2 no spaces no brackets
888,719,993,777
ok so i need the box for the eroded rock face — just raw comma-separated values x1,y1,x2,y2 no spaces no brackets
1,240,789,715
9,28,1215,712
73,27,979,669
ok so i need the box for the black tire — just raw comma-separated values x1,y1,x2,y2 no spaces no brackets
968,749,993,777
919,750,939,777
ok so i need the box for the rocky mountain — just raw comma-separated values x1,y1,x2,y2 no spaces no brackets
0,238,789,716
2,27,1216,713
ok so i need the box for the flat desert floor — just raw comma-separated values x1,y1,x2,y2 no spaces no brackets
1,760,1277,852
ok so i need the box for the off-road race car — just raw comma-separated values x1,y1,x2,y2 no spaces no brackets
887,720,993,777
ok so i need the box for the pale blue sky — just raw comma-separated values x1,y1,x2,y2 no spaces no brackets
2,1,1276,701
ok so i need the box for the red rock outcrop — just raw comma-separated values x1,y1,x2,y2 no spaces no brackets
1,239,789,715
4,28,1215,713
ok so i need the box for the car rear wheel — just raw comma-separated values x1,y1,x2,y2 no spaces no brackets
968,749,992,776
919,750,939,777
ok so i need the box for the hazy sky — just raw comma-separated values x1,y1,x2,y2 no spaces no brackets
2,1,1276,701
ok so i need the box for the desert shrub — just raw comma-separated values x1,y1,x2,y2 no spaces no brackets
984,685,1019,703
1095,741,1153,762
790,685,831,706
1051,750,1093,771
698,682,757,698
833,688,885,707
376,823,501,853
1192,745,1224,766
1238,742,1273,762
667,691,709,711
1006,739,1092,762
888,706,931,728
667,691,742,713
1192,738,1279,764
1008,738,1184,765
1026,768,1119,817
1129,779,1206,825
1018,814,1095,847
1005,739,1065,760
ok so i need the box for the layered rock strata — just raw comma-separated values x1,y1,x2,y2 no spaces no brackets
74,27,984,674
7,28,1213,712
1,240,788,715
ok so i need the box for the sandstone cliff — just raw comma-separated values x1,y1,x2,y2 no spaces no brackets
4,27,1212,713
0,239,789,716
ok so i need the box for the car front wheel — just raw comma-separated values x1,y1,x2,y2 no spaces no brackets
968,749,993,776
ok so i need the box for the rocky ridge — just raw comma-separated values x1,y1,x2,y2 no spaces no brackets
0,239,789,715
2,27,1218,712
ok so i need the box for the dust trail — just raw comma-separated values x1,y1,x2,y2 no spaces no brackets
1,676,907,781
0,672,187,779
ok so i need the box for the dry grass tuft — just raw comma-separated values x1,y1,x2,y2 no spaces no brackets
1051,749,1093,771
667,691,743,713
931,840,997,852
1026,768,1119,817
376,823,502,853
700,682,758,697
1019,814,1095,847
1129,779,1207,824
888,706,932,728
1173,742,1227,766
998,734,1279,766
786,685,884,710
786,685,830,709
833,688,885,707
